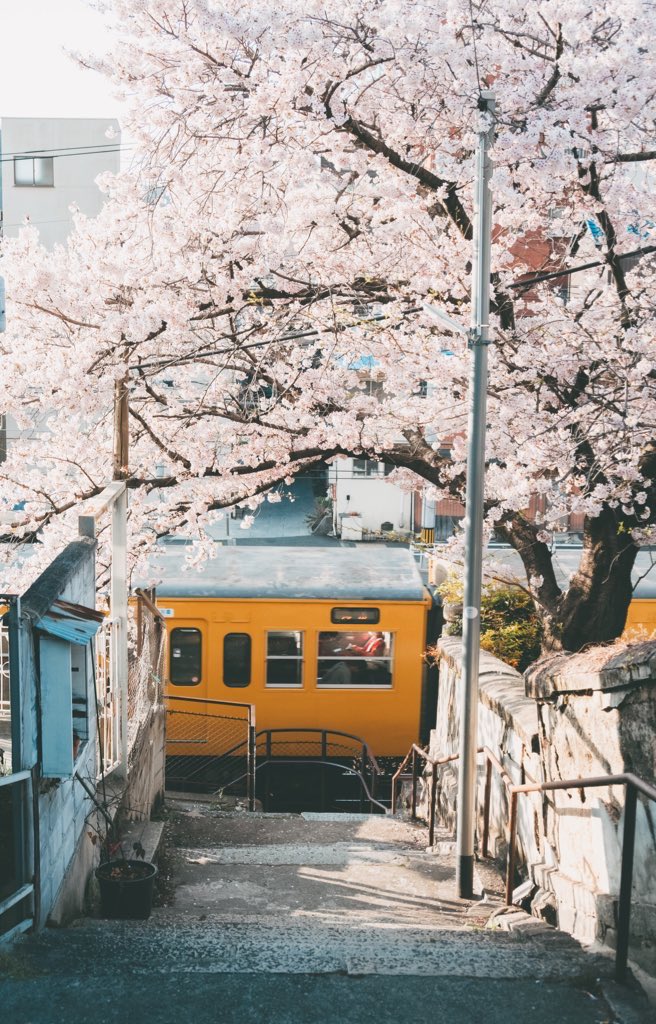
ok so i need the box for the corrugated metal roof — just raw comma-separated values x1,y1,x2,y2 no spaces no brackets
36,599,105,645
141,545,426,601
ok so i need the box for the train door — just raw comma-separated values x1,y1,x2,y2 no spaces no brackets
166,617,210,751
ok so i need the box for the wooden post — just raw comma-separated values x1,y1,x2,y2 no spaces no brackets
112,376,129,776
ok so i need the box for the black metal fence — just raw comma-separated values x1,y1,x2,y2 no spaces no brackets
255,728,387,813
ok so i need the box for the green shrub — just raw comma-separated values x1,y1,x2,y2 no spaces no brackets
440,576,542,672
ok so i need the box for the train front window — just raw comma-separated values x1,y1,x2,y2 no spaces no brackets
170,628,202,685
317,631,393,687
224,633,251,688
266,631,303,688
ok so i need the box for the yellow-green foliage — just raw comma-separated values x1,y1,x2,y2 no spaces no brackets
439,574,542,672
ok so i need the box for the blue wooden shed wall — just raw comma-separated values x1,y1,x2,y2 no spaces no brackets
17,538,99,926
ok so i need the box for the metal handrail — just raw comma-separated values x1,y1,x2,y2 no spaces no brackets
167,694,255,715
0,767,35,940
254,756,389,815
394,740,656,984
480,749,656,984
391,744,482,846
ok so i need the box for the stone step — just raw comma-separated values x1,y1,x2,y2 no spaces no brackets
118,820,165,864
21,916,614,981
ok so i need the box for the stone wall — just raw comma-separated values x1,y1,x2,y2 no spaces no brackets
432,636,656,974
430,637,540,869
525,642,656,971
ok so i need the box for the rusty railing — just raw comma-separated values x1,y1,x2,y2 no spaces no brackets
394,741,656,984
391,744,482,846
482,749,656,984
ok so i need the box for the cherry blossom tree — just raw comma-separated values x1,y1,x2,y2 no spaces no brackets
0,0,654,653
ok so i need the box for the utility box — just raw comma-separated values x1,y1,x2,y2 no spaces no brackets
340,514,363,541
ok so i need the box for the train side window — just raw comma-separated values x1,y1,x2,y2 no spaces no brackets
266,631,303,688
317,631,393,688
170,627,202,685
224,633,251,688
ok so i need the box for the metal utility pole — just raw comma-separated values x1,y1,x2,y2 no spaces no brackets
112,376,130,775
456,91,496,899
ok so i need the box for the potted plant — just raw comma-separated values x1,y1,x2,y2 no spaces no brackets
95,847,158,920
87,808,158,920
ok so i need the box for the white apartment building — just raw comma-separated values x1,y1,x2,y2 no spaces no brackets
328,457,417,539
0,117,120,249
0,117,120,466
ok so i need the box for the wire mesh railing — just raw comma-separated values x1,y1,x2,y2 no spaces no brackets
165,695,256,808
128,589,166,768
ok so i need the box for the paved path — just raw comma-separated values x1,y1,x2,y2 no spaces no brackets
1,800,651,1023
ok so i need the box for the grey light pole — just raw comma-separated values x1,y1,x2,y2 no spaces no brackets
456,91,496,898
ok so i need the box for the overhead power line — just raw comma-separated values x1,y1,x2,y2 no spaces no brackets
509,244,656,290
0,140,128,159
0,145,131,166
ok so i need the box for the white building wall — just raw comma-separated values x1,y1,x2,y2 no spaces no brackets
0,117,120,249
0,118,120,470
329,457,414,535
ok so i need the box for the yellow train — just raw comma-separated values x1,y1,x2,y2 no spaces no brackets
153,545,436,758
151,543,655,772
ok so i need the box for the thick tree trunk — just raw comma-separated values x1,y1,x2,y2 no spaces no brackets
553,511,637,652
497,507,638,654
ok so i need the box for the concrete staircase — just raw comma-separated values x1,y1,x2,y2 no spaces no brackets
2,799,651,1024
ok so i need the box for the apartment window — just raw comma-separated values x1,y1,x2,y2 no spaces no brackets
14,156,54,187
553,280,570,305
362,378,384,397
170,627,202,685
266,631,303,687
223,633,251,688
352,458,380,477
317,631,393,687
435,515,463,543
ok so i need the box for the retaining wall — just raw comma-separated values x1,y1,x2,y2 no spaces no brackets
432,636,656,973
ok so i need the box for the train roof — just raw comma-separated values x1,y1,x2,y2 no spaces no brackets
482,546,656,599
142,544,427,602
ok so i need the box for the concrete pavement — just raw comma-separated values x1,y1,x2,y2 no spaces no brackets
1,800,652,1024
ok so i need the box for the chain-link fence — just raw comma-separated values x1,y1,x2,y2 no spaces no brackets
95,616,120,778
127,590,166,775
95,591,166,780
0,607,12,776
166,696,255,805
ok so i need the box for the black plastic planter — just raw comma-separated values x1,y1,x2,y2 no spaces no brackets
96,859,158,919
